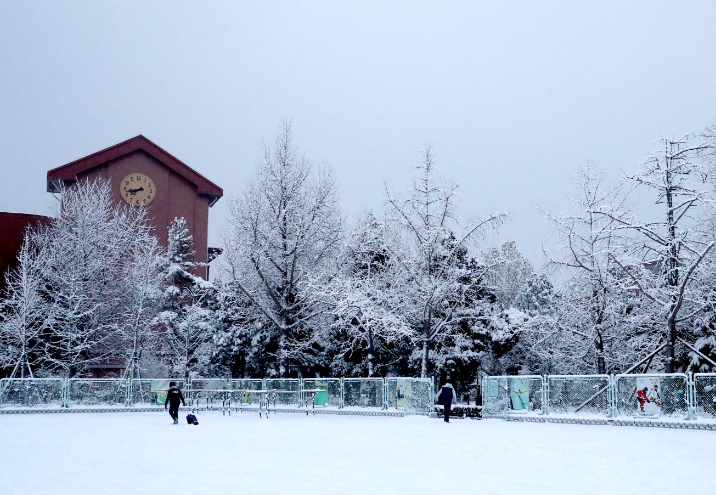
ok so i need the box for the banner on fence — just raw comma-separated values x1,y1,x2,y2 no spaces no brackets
396,379,411,408
636,376,661,416
150,380,171,405
509,378,529,411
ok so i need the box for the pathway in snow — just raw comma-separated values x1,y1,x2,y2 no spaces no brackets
0,412,713,494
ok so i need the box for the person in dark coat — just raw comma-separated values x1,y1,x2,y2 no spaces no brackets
435,383,457,423
164,382,186,425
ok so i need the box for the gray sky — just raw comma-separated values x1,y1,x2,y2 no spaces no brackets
2,1,716,267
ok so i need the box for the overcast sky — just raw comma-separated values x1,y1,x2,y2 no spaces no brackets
2,1,716,267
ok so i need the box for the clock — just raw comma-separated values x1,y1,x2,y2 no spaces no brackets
120,173,156,207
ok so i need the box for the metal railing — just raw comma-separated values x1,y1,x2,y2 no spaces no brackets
0,376,433,414
482,373,711,421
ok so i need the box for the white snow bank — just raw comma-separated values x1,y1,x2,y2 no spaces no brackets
0,412,713,495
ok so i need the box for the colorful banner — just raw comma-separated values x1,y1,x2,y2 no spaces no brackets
635,376,661,416
150,380,171,405
509,378,529,411
396,379,411,408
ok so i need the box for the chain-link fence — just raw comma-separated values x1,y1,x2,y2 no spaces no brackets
343,378,385,409
263,378,301,406
481,376,509,417
302,378,341,408
187,378,231,409
67,379,129,407
0,378,65,408
5,374,714,421
230,379,263,407
129,379,188,407
548,375,610,417
694,373,716,419
386,378,432,414
615,374,689,418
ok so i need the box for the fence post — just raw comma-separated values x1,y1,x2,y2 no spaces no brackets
383,378,388,410
62,379,69,408
607,374,616,418
686,372,696,420
541,375,549,416
339,378,343,409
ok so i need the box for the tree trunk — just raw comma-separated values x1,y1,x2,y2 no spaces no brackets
367,326,376,378
666,316,677,373
595,331,606,375
420,339,429,378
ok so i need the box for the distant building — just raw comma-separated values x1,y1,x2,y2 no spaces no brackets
1,135,223,291
0,213,51,294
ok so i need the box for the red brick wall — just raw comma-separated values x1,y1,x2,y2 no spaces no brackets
76,150,211,277
0,212,51,293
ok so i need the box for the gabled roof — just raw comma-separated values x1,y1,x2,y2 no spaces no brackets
47,135,223,206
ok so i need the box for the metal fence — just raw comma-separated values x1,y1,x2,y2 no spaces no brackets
67,379,129,407
693,373,716,419
0,378,64,408
342,378,385,409
386,378,433,414
548,375,610,416
482,373,713,421
129,379,188,407
0,377,433,414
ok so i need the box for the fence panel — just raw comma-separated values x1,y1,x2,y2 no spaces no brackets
694,373,716,419
386,378,433,414
481,376,509,417
615,373,688,418
548,375,610,417
187,378,231,409
302,378,341,408
342,378,385,409
129,379,188,407
0,378,65,408
67,379,128,407
229,379,263,406
263,378,301,406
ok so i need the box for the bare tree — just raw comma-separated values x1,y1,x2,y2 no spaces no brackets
0,230,52,378
39,180,157,377
482,241,533,308
601,135,715,372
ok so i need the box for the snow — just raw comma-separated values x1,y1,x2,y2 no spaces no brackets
1,412,714,495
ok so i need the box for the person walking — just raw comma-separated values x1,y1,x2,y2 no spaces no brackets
164,381,186,425
435,382,457,423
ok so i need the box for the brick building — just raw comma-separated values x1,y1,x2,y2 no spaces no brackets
1,135,223,291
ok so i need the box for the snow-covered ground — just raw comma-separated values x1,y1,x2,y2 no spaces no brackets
0,412,713,495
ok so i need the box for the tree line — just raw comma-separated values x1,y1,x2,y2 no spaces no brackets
2,121,716,400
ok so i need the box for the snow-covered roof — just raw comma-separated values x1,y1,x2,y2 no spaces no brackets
46,135,223,206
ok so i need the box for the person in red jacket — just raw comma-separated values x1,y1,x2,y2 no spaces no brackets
636,387,650,412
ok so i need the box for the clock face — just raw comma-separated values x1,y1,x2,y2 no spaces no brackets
120,173,156,207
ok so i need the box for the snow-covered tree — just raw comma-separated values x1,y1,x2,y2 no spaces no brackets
384,147,506,377
0,230,52,378
39,180,158,377
324,212,411,377
601,135,715,372
482,241,533,308
535,166,651,374
158,217,218,380
117,235,166,380
222,121,343,377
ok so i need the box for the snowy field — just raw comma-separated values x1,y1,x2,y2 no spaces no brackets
0,412,714,495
